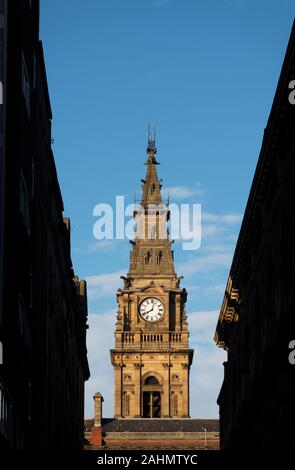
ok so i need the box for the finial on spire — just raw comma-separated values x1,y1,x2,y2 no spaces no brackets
147,121,156,152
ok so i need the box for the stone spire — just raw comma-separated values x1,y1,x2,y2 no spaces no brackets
141,125,162,208
127,129,176,283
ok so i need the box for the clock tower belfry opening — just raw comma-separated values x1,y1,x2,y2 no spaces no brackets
110,132,194,418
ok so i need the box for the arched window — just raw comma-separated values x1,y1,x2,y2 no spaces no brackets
144,376,159,385
144,251,151,265
156,251,162,265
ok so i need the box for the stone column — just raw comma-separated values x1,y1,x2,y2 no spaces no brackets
170,391,175,417
130,295,136,328
162,363,170,417
114,364,123,417
133,363,142,417
175,296,181,331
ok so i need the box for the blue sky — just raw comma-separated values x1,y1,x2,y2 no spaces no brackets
40,1,294,418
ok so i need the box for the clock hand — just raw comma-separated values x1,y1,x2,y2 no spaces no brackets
151,304,158,315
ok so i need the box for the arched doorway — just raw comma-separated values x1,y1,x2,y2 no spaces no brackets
142,376,162,418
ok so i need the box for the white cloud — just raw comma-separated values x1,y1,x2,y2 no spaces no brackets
186,283,225,298
177,252,232,277
84,309,226,419
189,310,220,344
202,212,243,224
204,242,236,252
162,183,205,200
88,240,118,252
86,269,126,300
201,224,221,237
170,210,241,249
190,346,226,417
73,239,127,254
85,312,115,418
188,310,226,417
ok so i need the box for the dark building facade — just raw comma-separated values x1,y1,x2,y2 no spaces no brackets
0,0,90,449
214,21,295,450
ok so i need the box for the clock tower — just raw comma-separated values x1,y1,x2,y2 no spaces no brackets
110,131,194,418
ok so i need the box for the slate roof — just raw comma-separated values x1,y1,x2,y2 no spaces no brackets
85,418,219,433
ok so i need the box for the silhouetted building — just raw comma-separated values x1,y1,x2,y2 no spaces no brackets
0,0,89,449
214,21,295,450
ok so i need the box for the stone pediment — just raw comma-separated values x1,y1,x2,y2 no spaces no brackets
138,284,165,294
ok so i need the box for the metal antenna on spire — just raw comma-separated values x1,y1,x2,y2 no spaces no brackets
147,121,156,150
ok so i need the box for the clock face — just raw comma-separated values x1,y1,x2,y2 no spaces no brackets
139,297,164,322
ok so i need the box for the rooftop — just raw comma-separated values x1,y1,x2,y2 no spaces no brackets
85,418,219,433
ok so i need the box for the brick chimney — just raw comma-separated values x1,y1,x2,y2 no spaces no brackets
90,392,104,446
